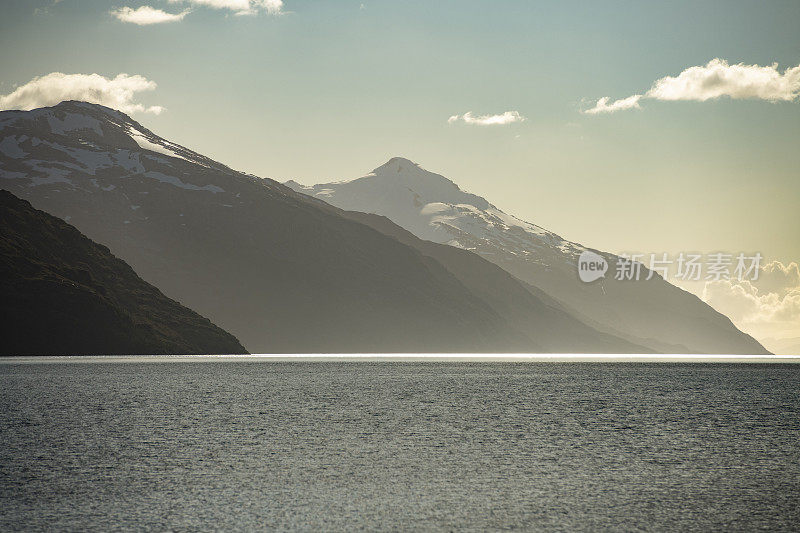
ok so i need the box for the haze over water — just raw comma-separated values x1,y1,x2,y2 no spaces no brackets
1,361,799,530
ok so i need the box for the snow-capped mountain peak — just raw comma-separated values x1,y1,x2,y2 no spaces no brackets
368,156,492,210
0,101,258,216
0,101,228,174
287,157,581,258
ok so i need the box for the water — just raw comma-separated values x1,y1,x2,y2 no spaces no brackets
1,361,798,531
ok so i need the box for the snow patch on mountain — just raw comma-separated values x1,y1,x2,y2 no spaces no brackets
127,126,191,163
22,161,74,186
46,113,103,136
37,140,116,175
0,136,28,158
1,102,233,199
144,171,224,193
0,171,26,180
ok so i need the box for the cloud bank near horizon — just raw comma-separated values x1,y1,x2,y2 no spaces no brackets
448,111,526,126
585,59,800,114
0,73,163,114
702,261,800,353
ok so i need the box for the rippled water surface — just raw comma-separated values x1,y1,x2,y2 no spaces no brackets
1,361,799,531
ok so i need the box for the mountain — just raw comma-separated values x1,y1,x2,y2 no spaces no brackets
0,189,246,356
0,101,645,353
338,209,651,353
286,157,769,355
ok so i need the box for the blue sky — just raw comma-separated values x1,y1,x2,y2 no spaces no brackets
1,0,799,264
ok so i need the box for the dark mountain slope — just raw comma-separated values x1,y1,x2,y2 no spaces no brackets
0,189,246,355
339,209,651,353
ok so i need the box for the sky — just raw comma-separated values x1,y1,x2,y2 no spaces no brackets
1,0,799,350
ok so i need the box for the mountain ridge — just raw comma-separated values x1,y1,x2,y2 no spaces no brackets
286,157,769,355
1,101,649,353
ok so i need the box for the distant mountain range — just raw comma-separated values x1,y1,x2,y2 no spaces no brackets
0,101,767,354
287,158,769,355
0,189,246,355
0,101,646,353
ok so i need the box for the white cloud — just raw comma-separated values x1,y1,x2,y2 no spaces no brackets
33,0,62,16
111,6,190,25
585,59,800,114
649,59,800,102
168,0,283,15
583,94,642,115
448,111,526,126
702,261,800,353
0,73,164,115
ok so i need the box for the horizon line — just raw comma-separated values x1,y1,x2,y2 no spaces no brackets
2,354,798,363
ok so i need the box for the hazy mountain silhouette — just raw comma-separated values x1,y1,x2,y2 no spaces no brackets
0,189,246,355
0,101,649,353
339,209,652,353
287,157,769,355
